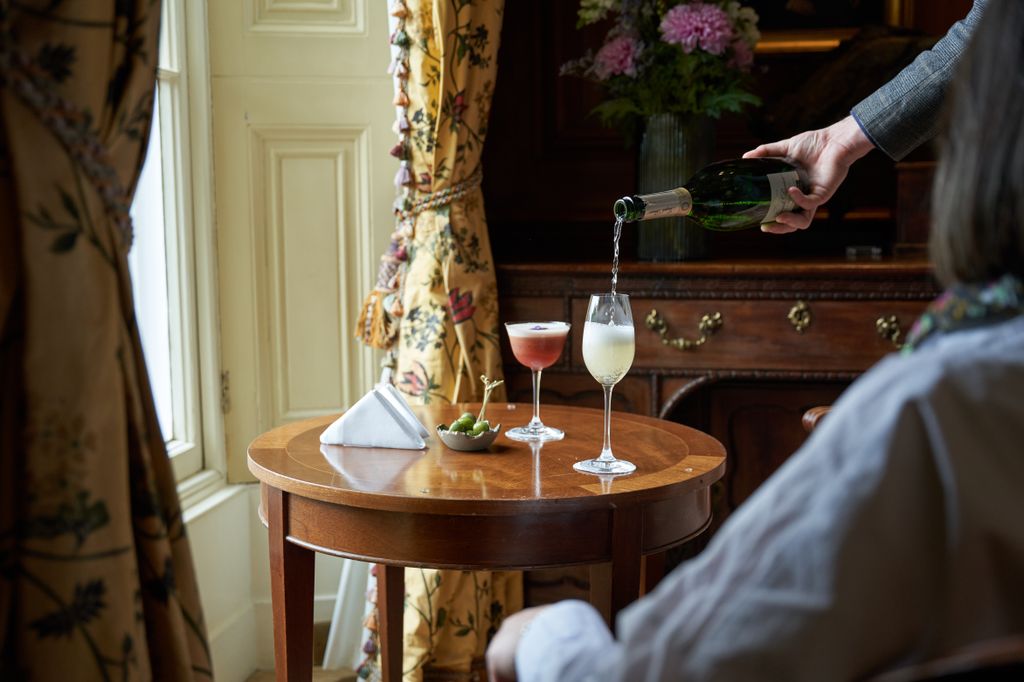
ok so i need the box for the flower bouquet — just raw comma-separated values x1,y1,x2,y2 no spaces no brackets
563,0,763,130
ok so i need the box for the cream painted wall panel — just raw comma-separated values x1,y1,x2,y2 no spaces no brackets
277,153,345,415
186,486,257,682
252,129,370,422
214,77,391,479
210,0,381,77
250,0,362,35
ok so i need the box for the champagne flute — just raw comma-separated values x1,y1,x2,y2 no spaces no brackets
574,294,636,475
505,321,571,441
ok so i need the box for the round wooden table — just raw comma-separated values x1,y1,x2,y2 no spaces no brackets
248,403,725,681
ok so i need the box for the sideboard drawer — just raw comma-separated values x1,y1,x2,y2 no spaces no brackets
571,298,928,374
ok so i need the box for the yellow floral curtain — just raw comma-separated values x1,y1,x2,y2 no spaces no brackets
357,0,519,679
358,0,506,406
0,2,211,679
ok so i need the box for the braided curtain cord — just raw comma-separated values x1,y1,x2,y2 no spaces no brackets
398,166,483,220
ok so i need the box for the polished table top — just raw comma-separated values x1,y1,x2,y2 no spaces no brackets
248,402,727,516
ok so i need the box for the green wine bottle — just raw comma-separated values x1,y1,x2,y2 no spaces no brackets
614,158,810,231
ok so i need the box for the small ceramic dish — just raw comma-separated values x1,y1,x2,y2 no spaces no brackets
436,424,502,452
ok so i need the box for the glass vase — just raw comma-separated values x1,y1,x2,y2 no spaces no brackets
637,113,716,261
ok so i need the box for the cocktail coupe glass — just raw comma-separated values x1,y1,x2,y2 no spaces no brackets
504,321,571,442
574,293,637,475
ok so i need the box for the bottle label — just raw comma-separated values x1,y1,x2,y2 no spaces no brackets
763,171,801,223
639,188,692,220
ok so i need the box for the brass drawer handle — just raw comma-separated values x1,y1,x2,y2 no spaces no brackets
645,309,723,351
788,301,812,333
875,315,904,349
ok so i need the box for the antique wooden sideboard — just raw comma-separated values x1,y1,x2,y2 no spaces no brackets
498,256,939,536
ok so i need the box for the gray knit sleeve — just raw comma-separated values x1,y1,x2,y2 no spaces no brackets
850,0,987,161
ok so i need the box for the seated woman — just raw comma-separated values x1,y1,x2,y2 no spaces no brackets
486,1,1024,679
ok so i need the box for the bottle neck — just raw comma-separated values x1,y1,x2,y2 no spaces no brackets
635,187,693,221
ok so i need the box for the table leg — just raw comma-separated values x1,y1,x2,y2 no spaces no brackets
267,487,314,682
609,506,643,624
641,552,667,595
377,564,405,682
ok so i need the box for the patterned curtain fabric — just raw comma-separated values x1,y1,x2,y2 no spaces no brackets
392,0,507,408
357,1,520,680
359,0,506,407
0,3,212,679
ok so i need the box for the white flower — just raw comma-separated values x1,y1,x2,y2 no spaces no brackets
725,1,761,47
737,6,761,46
578,0,617,26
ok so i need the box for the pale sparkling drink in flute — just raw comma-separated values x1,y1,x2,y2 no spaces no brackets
582,321,635,385
574,293,637,475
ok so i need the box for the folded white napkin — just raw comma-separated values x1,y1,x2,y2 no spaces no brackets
320,383,429,449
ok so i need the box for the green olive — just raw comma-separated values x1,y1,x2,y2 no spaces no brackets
449,419,468,433
469,422,488,437
459,411,475,421
455,415,475,430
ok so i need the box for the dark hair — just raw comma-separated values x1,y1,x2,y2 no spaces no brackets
930,0,1024,286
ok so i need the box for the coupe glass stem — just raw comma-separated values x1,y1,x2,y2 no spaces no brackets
598,383,615,462
528,368,544,431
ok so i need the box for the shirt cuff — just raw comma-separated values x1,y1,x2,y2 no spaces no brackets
849,108,881,152
515,600,616,682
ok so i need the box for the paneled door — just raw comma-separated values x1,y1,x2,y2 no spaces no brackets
211,0,393,479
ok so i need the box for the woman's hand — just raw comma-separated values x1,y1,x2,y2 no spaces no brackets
744,115,875,234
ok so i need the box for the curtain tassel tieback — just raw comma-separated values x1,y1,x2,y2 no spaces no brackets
393,160,413,188
387,56,409,78
390,29,411,49
388,0,408,18
356,169,484,349
355,289,394,349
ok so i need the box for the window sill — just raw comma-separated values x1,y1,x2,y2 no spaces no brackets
179,469,252,523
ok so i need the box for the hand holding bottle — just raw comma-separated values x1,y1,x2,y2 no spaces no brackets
743,115,876,234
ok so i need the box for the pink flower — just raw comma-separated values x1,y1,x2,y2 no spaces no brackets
593,35,640,80
660,3,734,56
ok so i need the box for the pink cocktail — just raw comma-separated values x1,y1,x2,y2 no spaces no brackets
508,323,570,370
504,322,570,441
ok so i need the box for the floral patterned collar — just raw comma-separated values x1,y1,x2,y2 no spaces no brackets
903,274,1024,354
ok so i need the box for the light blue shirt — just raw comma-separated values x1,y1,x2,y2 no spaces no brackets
517,314,1024,681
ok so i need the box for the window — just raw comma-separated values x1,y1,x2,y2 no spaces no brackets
129,0,222,493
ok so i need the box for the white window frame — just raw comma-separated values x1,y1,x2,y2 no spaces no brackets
134,0,225,505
